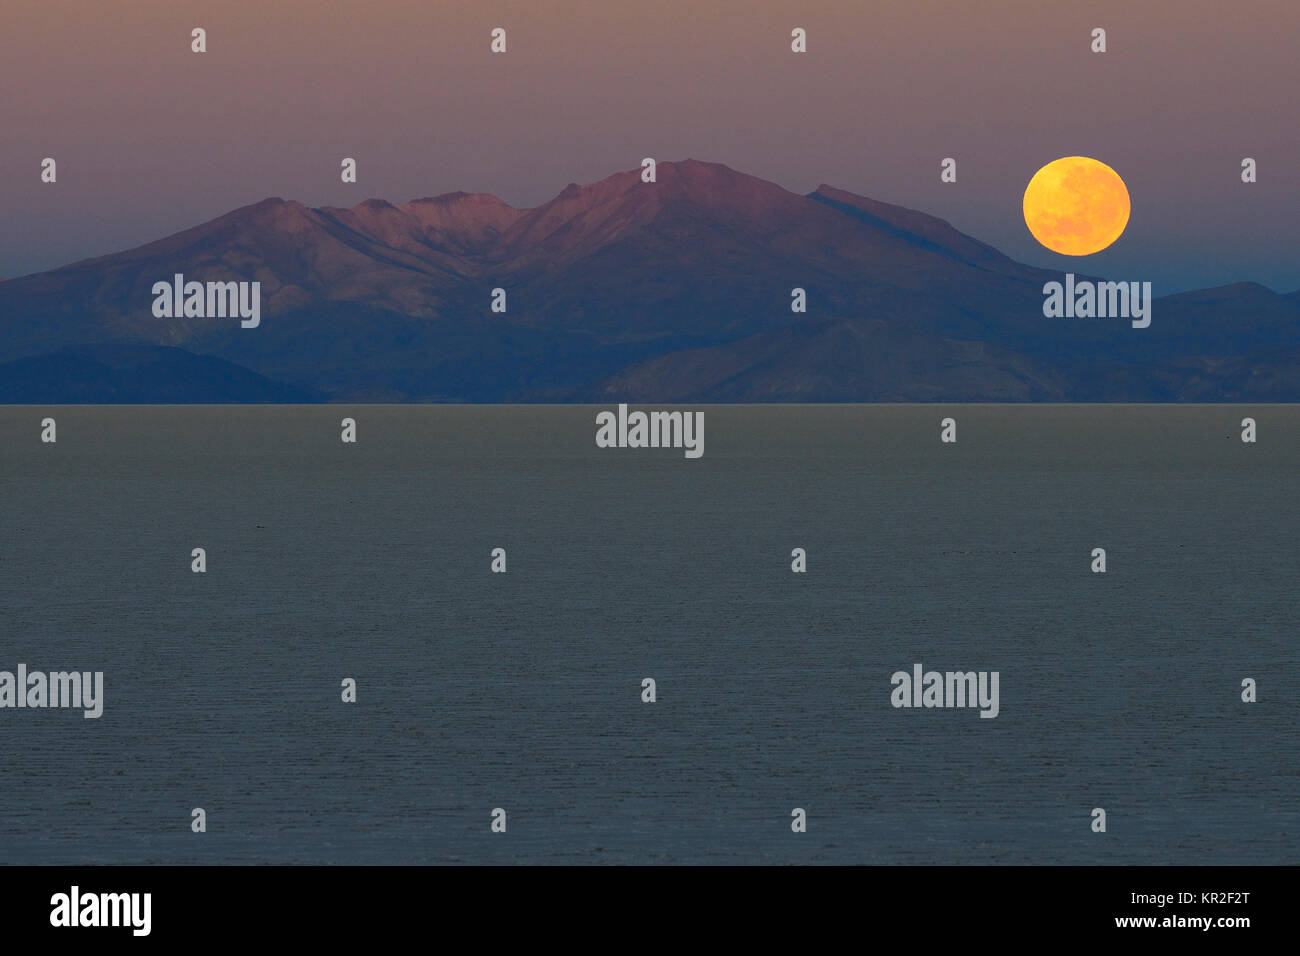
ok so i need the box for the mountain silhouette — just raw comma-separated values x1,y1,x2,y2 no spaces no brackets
2,159,1296,402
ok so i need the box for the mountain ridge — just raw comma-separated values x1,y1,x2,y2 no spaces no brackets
1,159,1296,402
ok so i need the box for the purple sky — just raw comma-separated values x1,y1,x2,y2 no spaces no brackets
2,0,1296,293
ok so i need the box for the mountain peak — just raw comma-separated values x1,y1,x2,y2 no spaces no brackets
398,191,525,245
659,157,742,177
495,159,813,260
541,159,765,205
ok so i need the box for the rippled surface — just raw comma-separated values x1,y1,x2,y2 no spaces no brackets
0,405,1295,864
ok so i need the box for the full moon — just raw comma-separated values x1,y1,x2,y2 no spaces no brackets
1022,156,1130,256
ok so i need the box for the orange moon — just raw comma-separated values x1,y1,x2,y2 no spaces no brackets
1022,157,1130,256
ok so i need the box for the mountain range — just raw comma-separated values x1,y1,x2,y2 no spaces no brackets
2,159,1297,403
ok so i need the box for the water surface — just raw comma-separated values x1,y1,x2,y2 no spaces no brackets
0,405,1295,864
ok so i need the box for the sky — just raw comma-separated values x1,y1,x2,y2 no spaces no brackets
2,0,1296,293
